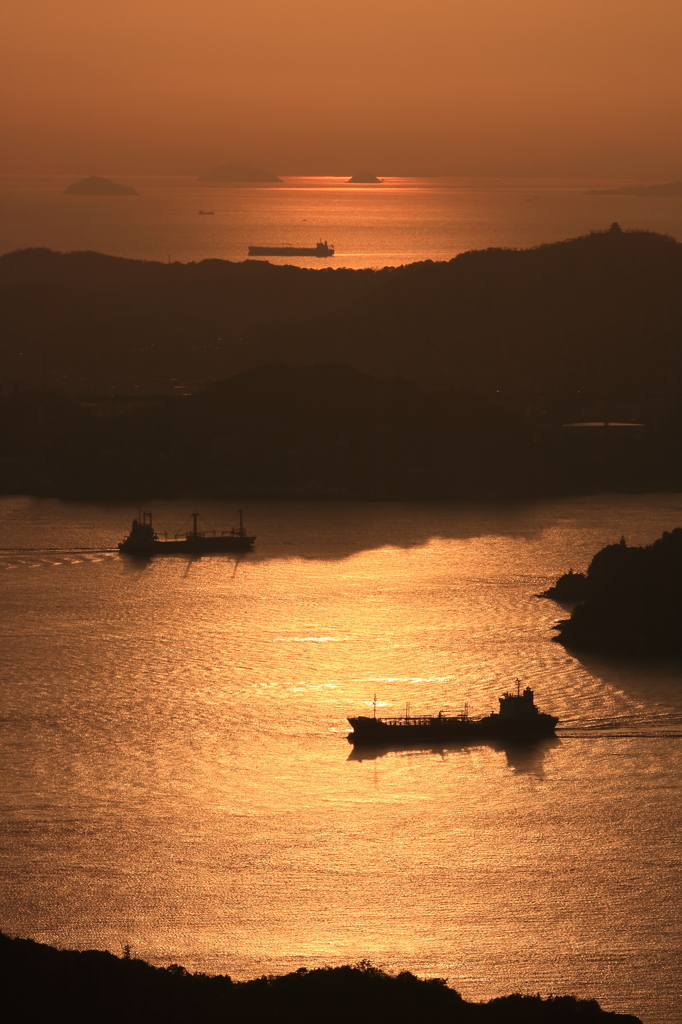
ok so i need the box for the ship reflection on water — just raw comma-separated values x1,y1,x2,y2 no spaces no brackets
347,736,561,776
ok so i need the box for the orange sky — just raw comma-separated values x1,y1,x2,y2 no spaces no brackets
2,0,681,176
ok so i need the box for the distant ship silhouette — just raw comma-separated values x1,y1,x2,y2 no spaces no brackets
248,240,335,257
348,683,558,744
119,510,254,555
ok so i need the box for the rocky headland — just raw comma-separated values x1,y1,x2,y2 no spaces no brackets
547,528,682,654
540,569,588,602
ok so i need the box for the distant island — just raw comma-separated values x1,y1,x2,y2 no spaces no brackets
1,932,643,1023
545,528,682,654
585,180,682,197
197,162,281,183
64,176,138,195
347,172,383,183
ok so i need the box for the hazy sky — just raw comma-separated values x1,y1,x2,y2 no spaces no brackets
2,0,681,176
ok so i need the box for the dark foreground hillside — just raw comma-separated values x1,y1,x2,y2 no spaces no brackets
2,363,678,500
244,226,682,401
4,229,682,500
0,933,642,1024
0,248,389,394
0,364,538,499
548,528,682,654
2,228,682,422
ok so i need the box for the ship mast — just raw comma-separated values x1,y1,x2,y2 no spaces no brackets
191,512,199,537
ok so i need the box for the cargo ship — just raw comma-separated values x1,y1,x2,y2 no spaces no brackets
248,241,334,257
348,683,558,744
118,511,255,555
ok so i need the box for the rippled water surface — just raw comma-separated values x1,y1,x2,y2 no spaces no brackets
1,494,680,1022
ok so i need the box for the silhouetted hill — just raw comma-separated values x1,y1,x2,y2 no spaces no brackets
0,364,541,500
586,181,682,196
3,227,680,404
243,226,682,395
2,229,682,497
0,246,387,293
197,163,281,182
0,249,389,392
3,362,682,500
64,176,138,195
0,932,643,1024
548,528,682,653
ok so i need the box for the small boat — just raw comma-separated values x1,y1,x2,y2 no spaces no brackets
348,683,558,744
248,241,334,257
198,209,215,215
119,510,255,556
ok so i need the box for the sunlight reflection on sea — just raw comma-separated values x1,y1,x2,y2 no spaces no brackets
0,494,680,1023
1,175,682,267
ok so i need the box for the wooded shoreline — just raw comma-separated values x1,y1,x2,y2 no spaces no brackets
0,932,643,1024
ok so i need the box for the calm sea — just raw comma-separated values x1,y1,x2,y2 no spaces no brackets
0,494,680,1022
1,175,682,268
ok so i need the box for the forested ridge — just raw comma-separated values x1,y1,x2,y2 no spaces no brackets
2,362,678,500
548,528,682,653
2,227,681,401
0,932,643,1024
2,227,682,499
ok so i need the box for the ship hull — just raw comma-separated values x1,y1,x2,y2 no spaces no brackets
119,535,255,555
248,246,334,257
347,713,558,745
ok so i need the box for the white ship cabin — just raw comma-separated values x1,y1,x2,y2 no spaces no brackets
498,684,539,718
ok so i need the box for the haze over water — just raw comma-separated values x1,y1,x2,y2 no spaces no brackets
2,176,682,269
1,494,680,1023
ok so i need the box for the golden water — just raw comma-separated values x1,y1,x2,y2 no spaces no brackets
1,495,680,1022
2,175,682,268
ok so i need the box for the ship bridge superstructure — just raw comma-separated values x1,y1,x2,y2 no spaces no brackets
498,683,540,718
